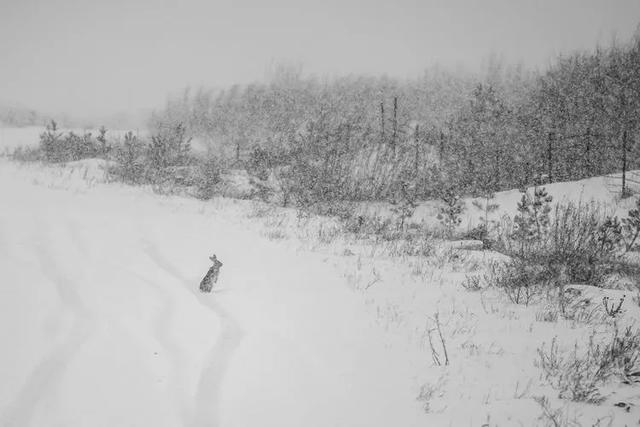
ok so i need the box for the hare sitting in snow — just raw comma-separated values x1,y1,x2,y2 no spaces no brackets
200,254,223,293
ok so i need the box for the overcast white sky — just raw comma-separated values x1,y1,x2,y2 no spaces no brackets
1,0,639,118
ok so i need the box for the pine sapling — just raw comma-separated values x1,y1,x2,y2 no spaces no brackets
597,216,623,255
531,186,553,237
97,126,109,156
512,186,553,255
437,187,464,238
391,172,418,232
148,123,192,182
471,192,500,249
121,131,140,183
39,120,62,162
622,198,640,252
513,191,533,254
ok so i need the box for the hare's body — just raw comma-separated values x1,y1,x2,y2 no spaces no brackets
200,255,223,293
199,266,218,292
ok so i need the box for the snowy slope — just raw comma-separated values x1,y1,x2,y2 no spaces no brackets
357,169,640,234
0,159,425,427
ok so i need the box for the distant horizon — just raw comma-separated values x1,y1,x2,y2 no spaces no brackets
2,0,639,121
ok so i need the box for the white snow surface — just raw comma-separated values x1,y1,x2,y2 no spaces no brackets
0,159,425,427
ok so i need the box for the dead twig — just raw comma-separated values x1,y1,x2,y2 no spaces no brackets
426,312,449,366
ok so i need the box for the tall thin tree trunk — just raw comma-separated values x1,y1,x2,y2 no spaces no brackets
380,102,385,143
391,97,398,154
622,128,628,197
414,124,420,176
584,127,591,178
494,146,501,190
371,103,386,193
547,131,554,183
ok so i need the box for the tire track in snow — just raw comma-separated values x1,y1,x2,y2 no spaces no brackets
141,241,243,427
66,219,194,424
1,221,94,427
128,269,193,425
189,297,242,427
154,291,193,424
64,218,89,256
68,218,195,424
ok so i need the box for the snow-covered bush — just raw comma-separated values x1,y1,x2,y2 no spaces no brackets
436,186,464,238
468,192,500,249
485,259,544,305
388,233,435,257
37,120,101,163
390,170,418,232
547,202,622,284
109,123,228,196
96,126,110,157
622,198,640,252
512,186,553,255
537,327,640,403
498,189,624,287
11,145,42,162
109,131,145,184
246,144,273,182
344,214,395,240
461,274,482,291
195,155,223,200
39,120,63,162
146,123,193,183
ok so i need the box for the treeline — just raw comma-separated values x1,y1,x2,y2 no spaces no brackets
444,34,640,197
150,31,640,205
10,120,223,200
0,105,48,127
0,105,85,129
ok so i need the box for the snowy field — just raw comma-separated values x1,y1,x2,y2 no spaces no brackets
1,128,640,426
0,159,425,427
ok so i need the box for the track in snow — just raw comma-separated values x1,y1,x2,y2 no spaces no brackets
142,242,243,427
1,221,94,427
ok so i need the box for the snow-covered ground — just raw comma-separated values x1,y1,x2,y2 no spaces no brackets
2,126,640,426
0,159,426,427
0,127,43,151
